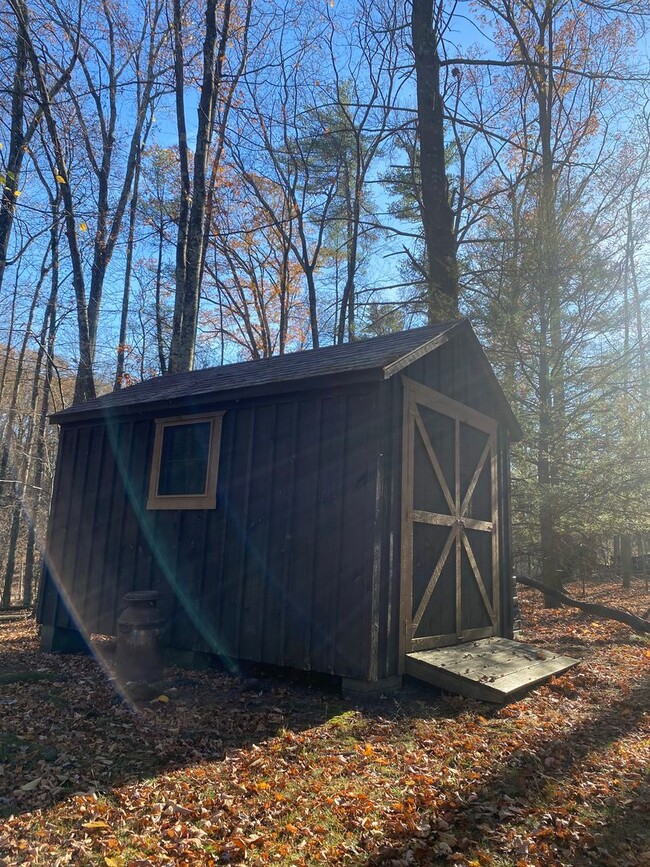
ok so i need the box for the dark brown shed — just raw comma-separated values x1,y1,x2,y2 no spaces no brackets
37,319,522,694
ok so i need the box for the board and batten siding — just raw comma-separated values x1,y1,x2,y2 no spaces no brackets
39,385,383,680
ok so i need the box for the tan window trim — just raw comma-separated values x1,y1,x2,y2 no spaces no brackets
147,411,224,510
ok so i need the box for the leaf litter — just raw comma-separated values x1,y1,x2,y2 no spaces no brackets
0,580,648,866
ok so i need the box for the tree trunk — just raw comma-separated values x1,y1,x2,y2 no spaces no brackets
2,496,24,607
0,26,27,298
0,271,19,407
517,574,650,634
10,0,94,404
411,0,458,320
620,534,633,589
154,219,168,376
0,240,50,602
0,244,49,502
23,198,60,605
168,0,194,374
169,0,233,373
114,146,143,389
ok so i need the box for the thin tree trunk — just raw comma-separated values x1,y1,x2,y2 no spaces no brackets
621,534,633,589
0,27,27,299
10,0,94,404
0,271,20,406
24,206,60,606
2,493,26,607
154,219,167,376
336,162,360,345
0,242,50,602
114,146,143,389
278,235,291,355
169,0,192,372
0,245,49,499
536,7,564,606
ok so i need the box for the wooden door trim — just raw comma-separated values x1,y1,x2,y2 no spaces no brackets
410,510,493,532
400,376,500,661
410,625,494,651
398,383,415,672
402,376,497,436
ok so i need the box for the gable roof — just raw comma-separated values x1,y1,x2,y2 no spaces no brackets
51,318,521,438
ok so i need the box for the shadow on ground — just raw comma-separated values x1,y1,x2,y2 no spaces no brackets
0,619,434,821
2,613,648,867
364,672,650,865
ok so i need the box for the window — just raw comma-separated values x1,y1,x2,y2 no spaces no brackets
147,412,224,510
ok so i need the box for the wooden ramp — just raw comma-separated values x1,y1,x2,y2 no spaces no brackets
405,637,579,703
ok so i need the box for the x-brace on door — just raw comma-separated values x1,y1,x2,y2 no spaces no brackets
400,376,500,655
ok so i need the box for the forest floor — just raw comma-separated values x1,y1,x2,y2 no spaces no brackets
0,581,648,867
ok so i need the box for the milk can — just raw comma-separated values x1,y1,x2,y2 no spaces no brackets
116,590,167,683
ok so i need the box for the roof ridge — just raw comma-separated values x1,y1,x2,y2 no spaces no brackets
50,320,479,425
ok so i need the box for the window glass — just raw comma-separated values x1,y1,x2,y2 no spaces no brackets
147,411,224,510
157,421,211,496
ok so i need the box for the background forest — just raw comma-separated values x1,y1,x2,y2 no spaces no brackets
0,0,648,608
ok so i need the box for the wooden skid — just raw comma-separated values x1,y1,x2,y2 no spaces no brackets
405,637,578,703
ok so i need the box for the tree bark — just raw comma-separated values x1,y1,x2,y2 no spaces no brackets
56,0,164,367
169,0,233,373
620,534,633,590
0,25,27,299
411,0,458,320
114,145,143,390
10,0,94,404
23,209,59,607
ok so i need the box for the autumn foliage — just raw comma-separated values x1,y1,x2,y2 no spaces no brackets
0,580,648,866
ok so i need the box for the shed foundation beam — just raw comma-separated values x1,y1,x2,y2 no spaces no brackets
40,625,89,654
164,646,215,670
341,675,402,699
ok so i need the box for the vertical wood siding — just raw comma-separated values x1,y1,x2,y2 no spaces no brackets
39,386,380,680
38,336,515,683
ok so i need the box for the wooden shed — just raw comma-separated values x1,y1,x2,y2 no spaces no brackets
37,320,526,695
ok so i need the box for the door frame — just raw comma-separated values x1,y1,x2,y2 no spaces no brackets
399,376,500,667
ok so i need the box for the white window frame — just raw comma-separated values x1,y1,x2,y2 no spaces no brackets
147,411,224,510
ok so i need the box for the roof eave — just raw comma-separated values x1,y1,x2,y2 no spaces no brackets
49,366,387,426
383,318,523,441
382,319,465,379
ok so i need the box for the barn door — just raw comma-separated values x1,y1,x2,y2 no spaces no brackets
401,376,499,654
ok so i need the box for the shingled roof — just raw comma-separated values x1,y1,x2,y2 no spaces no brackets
51,319,521,436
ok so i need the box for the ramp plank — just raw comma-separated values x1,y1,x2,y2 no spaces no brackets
405,637,578,703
